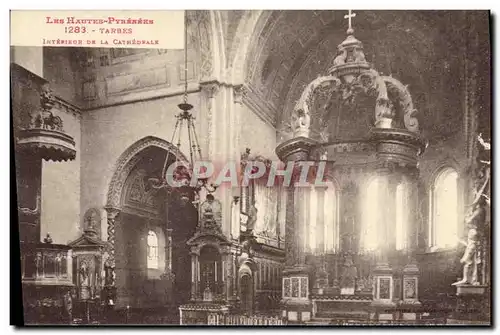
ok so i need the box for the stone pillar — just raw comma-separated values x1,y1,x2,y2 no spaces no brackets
315,185,327,254
369,127,426,321
166,228,173,271
103,207,120,305
275,136,318,324
231,85,246,241
375,167,392,264
230,249,239,304
296,186,309,260
284,185,296,267
190,252,200,301
200,81,241,240
230,199,240,241
200,81,220,160
221,249,237,304
281,183,312,323
371,166,396,318
224,251,232,303
12,47,44,244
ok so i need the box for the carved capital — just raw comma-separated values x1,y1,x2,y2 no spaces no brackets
233,85,247,105
200,81,220,99
104,207,121,220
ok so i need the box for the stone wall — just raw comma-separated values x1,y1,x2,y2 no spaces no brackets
40,102,82,244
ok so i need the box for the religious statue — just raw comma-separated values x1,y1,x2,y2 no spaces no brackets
203,285,213,302
79,262,91,300
291,109,311,137
404,279,417,299
43,233,53,244
473,133,491,205
478,133,491,152
63,290,73,322
452,133,491,287
333,49,347,66
246,202,258,233
354,46,366,63
356,276,373,295
340,255,358,295
314,263,329,294
33,84,64,131
452,196,487,286
453,225,479,286
104,255,115,287
200,194,222,231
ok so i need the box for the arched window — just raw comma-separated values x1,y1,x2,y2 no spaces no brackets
147,230,159,269
430,168,459,249
307,183,338,253
361,177,380,251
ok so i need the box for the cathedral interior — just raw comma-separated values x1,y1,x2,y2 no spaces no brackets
11,10,491,326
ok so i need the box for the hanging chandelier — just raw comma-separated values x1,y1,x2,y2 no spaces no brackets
149,12,217,203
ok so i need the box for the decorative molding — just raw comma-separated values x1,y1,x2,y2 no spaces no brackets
106,136,190,210
243,83,277,127
53,95,82,119
84,83,201,112
109,48,150,65
200,80,220,99
190,10,214,80
233,84,246,105
122,168,161,215
105,66,170,96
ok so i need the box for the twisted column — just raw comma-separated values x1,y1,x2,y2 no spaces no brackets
103,207,120,305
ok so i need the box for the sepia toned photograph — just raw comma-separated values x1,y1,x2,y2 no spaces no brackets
10,9,491,326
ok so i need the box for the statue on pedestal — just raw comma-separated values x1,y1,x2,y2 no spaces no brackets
291,109,311,138
453,133,491,287
79,262,91,300
340,255,358,295
453,197,487,286
246,202,258,234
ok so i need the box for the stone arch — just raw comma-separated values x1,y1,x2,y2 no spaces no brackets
208,10,226,80
228,10,270,84
422,154,463,190
105,136,190,210
184,10,226,82
427,164,462,249
197,241,224,255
